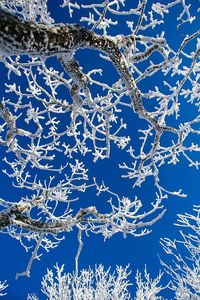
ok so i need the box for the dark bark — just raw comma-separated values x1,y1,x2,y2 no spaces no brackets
0,8,91,55
0,204,103,234
0,206,22,230
0,7,165,135
0,7,123,60
0,210,12,230
0,7,141,112
0,205,68,233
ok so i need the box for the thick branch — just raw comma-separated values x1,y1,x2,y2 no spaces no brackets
0,7,161,130
0,201,165,237
0,204,73,233
0,8,91,56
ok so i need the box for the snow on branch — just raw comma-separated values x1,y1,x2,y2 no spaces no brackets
0,0,53,23
160,206,200,299
0,281,8,297
28,264,132,300
0,0,199,280
26,206,200,299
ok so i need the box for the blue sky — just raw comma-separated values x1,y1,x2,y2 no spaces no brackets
0,1,199,298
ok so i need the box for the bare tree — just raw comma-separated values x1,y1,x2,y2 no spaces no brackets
0,0,199,279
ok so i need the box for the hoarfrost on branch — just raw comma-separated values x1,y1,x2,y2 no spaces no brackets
27,206,200,299
0,0,199,279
